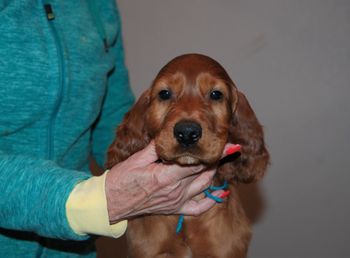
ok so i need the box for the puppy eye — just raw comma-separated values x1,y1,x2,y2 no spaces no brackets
209,90,223,100
158,90,172,100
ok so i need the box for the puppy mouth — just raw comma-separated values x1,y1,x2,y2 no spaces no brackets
156,144,221,166
161,153,202,165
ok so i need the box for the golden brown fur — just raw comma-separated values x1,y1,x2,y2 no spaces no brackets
106,54,270,258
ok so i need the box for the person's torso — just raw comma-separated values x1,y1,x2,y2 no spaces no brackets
0,1,122,257
0,0,120,171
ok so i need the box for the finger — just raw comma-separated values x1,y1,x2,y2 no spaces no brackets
185,169,216,197
221,143,241,159
179,190,225,216
131,141,159,165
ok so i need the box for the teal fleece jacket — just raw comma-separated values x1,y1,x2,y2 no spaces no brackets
0,0,134,257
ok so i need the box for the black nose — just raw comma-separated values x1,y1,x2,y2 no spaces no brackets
173,121,202,147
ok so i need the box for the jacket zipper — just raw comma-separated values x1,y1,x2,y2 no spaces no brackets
43,0,108,159
44,3,65,160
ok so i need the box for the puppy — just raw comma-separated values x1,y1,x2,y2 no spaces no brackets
106,53,269,258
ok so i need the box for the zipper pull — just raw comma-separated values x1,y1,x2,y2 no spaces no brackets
44,4,55,20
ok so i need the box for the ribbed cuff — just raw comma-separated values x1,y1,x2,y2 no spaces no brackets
65,171,127,238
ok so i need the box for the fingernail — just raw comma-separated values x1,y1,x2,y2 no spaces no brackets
226,145,241,155
219,190,230,198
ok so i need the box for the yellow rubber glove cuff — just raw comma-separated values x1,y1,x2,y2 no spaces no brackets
66,171,127,238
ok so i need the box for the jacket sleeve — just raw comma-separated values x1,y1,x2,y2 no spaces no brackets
0,153,91,240
91,7,135,168
66,171,127,238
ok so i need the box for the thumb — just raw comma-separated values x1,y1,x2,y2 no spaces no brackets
132,141,159,165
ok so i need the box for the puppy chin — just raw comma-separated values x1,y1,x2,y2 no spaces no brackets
175,156,201,165
155,141,221,166
158,153,201,165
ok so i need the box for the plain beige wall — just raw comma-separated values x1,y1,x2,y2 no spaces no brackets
99,0,350,257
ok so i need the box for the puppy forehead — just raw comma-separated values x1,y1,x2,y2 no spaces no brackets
152,72,228,97
152,72,186,95
196,73,229,95
152,54,234,93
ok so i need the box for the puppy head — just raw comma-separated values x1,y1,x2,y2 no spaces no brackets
145,54,238,165
106,54,269,182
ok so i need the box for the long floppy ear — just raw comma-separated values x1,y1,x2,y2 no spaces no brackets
105,89,152,169
219,89,270,183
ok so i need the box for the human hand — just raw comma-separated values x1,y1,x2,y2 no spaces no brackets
105,141,240,223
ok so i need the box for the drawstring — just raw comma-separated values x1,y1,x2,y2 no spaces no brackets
87,0,109,52
176,180,229,234
203,180,228,203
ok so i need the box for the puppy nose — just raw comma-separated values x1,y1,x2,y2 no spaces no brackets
173,121,202,147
